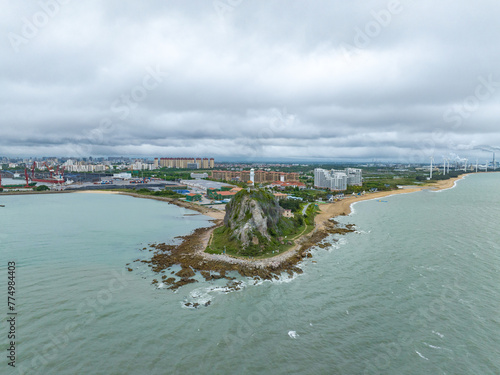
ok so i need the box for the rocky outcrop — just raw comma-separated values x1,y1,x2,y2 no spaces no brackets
129,217,356,291
223,189,285,248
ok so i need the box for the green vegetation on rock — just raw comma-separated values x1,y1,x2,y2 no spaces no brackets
207,189,315,258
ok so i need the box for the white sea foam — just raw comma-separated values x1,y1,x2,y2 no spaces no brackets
209,285,240,293
249,271,300,287
355,230,371,235
288,331,299,339
332,237,347,249
423,342,442,350
348,191,419,217
415,350,429,360
432,330,444,338
349,202,358,215
430,175,466,193
181,287,220,308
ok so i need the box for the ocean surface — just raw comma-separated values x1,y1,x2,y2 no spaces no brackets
1,174,500,375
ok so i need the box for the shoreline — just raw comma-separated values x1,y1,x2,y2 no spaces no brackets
114,192,225,220
0,174,469,287
135,174,468,288
314,175,466,228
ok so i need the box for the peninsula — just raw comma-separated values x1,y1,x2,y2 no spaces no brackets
122,175,467,290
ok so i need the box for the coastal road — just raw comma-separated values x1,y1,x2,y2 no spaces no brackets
302,203,311,215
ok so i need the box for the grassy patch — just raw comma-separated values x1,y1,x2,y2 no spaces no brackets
207,220,315,259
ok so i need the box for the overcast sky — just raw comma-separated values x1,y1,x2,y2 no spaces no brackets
1,0,500,162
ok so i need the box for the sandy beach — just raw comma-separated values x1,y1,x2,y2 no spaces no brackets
314,175,466,230
127,174,470,285
199,174,468,266
1,175,467,275
75,175,469,269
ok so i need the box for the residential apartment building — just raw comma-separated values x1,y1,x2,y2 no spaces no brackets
314,168,348,191
335,168,362,186
211,170,299,183
156,157,214,169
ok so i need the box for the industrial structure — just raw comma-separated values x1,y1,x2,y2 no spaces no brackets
29,162,66,184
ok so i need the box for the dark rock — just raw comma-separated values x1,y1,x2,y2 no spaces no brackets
176,266,195,278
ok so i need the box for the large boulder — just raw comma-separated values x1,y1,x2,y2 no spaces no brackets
223,189,284,247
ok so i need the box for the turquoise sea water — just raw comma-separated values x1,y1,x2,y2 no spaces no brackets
1,174,500,374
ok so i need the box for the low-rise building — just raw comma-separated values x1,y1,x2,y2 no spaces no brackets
213,191,238,200
113,172,132,179
274,193,288,200
211,170,299,183
186,193,202,202
268,181,306,189
190,172,209,179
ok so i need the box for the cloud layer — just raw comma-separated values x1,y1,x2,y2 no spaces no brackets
2,0,500,162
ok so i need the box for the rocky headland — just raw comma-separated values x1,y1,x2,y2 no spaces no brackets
127,176,467,290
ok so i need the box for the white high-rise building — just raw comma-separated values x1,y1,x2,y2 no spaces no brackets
331,172,347,191
345,168,362,186
314,168,348,191
314,168,330,188
315,168,362,190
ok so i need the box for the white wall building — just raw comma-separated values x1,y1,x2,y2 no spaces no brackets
314,168,348,191
64,164,108,172
331,172,347,191
190,172,209,179
314,168,331,188
113,172,132,179
345,168,363,186
314,167,362,190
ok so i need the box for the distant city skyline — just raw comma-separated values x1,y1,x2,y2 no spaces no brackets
2,1,500,161
2,153,500,166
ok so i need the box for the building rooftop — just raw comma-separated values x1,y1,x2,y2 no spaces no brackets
218,191,238,196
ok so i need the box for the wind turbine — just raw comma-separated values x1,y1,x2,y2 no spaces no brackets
476,159,478,173
429,156,434,179
463,159,468,172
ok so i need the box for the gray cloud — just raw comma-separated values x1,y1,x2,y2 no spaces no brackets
1,0,500,161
